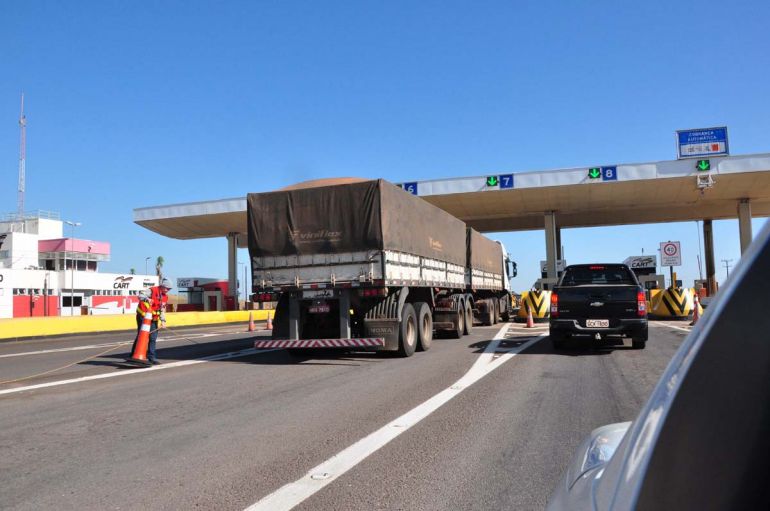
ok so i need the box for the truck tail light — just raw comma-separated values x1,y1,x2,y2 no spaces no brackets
550,293,559,318
252,292,277,302
637,290,647,317
358,287,388,298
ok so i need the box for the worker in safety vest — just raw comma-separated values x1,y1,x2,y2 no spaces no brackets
130,278,172,365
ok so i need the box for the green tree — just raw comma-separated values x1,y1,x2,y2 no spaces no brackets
155,256,165,279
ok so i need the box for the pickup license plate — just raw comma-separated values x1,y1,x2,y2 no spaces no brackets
308,304,331,314
586,319,609,328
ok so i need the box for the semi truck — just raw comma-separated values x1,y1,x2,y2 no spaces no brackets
249,179,516,357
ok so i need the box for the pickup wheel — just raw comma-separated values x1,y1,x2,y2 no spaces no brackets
463,298,473,335
450,299,465,339
397,303,417,357
550,331,567,350
415,302,433,351
632,338,646,350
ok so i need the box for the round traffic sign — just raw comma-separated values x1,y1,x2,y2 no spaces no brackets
663,243,678,256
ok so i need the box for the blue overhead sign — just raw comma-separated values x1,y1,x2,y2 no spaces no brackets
499,174,514,189
601,166,617,181
402,182,418,195
676,127,729,159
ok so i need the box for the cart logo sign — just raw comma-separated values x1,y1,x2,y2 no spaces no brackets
113,275,134,289
660,241,681,266
623,256,657,269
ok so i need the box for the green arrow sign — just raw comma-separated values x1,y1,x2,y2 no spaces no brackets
486,176,499,187
588,167,601,179
696,159,710,171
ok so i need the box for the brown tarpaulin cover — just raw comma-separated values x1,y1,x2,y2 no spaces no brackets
467,228,504,274
248,179,467,267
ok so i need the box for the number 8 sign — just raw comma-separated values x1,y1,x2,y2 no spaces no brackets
602,166,617,181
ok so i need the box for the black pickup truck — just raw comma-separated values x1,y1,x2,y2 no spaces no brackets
549,264,648,349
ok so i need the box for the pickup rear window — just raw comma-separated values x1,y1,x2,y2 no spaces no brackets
560,266,636,286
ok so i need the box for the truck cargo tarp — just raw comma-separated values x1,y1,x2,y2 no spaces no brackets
248,179,467,266
467,228,504,274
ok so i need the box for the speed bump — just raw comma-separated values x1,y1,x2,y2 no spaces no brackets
649,287,703,320
515,290,551,322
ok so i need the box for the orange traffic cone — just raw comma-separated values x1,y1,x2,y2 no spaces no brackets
248,311,255,332
690,294,700,326
125,310,153,367
526,302,534,328
265,312,273,330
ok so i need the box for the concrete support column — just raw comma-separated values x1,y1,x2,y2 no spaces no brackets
227,233,239,310
738,199,752,254
703,220,716,296
544,211,558,289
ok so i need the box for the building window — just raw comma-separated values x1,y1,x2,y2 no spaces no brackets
62,296,83,307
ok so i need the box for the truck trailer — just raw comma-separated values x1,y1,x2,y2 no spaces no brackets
249,179,516,357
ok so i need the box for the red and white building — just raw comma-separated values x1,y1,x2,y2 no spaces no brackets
0,211,158,318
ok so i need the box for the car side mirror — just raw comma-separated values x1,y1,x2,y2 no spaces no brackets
564,422,630,489
507,260,517,278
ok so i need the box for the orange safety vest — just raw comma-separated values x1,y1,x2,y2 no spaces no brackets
136,286,168,321
136,299,152,319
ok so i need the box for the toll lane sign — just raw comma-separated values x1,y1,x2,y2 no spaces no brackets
587,166,617,181
677,127,729,159
660,241,681,266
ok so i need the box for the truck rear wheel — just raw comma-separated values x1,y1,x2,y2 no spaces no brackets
415,302,432,351
463,298,473,335
501,299,510,322
450,299,464,339
482,301,494,326
398,303,417,357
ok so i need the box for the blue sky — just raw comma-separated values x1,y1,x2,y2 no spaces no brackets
1,0,768,292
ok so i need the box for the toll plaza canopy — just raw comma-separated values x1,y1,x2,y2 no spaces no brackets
134,152,770,241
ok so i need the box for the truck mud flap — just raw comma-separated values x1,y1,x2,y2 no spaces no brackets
361,289,404,351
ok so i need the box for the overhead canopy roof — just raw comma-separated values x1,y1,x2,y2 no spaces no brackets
134,153,770,245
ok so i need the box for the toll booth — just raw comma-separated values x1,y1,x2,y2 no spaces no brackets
539,259,566,290
176,277,234,311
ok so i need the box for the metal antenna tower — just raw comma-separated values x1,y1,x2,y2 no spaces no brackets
17,93,27,217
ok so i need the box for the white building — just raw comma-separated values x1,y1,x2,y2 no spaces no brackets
0,211,158,318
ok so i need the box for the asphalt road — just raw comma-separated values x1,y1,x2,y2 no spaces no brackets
0,321,689,510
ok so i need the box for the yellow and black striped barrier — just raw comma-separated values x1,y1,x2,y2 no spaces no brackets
515,290,551,322
649,288,703,320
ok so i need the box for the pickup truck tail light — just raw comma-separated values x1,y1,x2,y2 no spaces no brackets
550,293,559,318
637,290,647,316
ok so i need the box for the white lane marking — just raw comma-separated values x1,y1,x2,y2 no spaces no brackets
0,332,260,359
650,322,692,333
245,326,546,511
0,348,279,396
